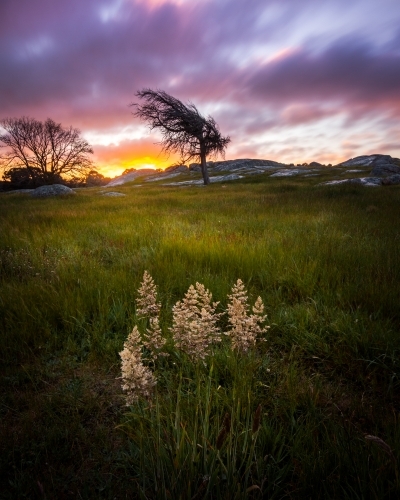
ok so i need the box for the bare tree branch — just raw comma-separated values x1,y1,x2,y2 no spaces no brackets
131,89,230,185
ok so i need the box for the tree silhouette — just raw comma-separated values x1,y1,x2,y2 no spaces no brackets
0,117,94,186
132,89,230,185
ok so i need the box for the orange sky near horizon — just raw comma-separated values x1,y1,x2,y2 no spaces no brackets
94,149,350,179
89,126,351,178
91,136,181,177
97,155,179,178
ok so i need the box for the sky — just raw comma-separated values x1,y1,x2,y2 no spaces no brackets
1,0,400,177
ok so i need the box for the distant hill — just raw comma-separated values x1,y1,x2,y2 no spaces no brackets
3,155,400,195
100,154,400,188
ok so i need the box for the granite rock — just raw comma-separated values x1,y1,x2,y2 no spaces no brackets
30,184,76,197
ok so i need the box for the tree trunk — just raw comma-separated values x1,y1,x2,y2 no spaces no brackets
200,142,210,185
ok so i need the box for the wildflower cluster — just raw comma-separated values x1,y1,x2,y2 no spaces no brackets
119,272,269,404
226,279,269,352
171,282,221,361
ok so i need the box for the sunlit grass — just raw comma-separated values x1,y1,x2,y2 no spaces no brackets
0,176,399,498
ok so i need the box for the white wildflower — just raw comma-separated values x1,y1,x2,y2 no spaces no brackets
226,279,269,352
171,282,221,361
135,271,166,359
136,270,161,318
120,326,156,405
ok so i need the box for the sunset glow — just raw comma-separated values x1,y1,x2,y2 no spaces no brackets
1,0,399,177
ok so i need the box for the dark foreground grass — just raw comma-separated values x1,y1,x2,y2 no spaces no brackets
0,175,399,498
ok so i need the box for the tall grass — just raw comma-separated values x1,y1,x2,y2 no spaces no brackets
1,176,399,498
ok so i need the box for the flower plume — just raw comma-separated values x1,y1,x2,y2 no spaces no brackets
136,271,166,359
171,282,221,361
119,326,156,405
226,279,269,352
136,270,161,318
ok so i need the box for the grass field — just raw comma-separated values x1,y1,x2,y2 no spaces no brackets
1,172,399,498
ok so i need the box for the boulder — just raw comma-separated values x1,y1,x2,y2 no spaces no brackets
30,184,76,197
370,162,400,177
381,174,400,185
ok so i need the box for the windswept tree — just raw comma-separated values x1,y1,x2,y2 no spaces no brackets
0,117,94,186
132,89,230,185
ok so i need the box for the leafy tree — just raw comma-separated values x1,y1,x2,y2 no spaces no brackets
2,167,47,189
85,170,110,187
0,117,94,186
132,89,230,185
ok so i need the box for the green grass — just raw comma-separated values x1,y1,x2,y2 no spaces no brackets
1,175,399,498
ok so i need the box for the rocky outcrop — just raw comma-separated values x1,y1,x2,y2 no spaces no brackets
336,154,400,177
102,158,289,187
337,155,380,167
321,178,382,187
381,174,400,185
210,158,285,172
146,172,187,182
188,158,285,173
336,155,391,167
270,168,314,177
321,174,400,187
154,159,288,186
164,164,189,173
166,174,242,186
189,163,202,172
105,168,157,187
144,164,190,183
370,162,400,177
30,184,76,197
98,155,400,189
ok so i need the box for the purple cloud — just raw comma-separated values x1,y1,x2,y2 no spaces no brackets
246,39,400,108
0,0,399,169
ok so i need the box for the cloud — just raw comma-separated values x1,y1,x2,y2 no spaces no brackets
279,104,336,126
245,38,400,113
0,0,399,167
